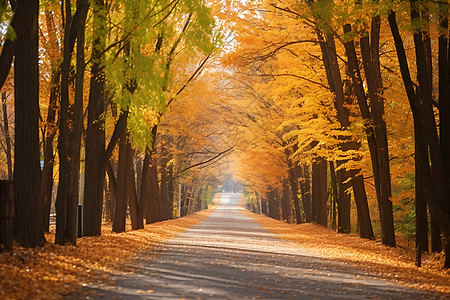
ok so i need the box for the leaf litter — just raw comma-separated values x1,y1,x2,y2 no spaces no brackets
0,209,213,299
246,210,450,295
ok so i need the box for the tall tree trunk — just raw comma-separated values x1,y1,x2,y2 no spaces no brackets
312,159,327,226
343,23,395,246
410,0,450,267
83,0,107,237
40,66,59,232
281,179,291,222
168,163,174,215
298,164,312,222
55,0,73,245
315,23,372,237
352,174,374,239
437,0,450,266
415,122,430,255
112,116,128,233
126,142,143,230
66,0,89,244
145,163,160,223
13,0,45,247
329,161,338,230
389,10,450,266
288,165,302,224
159,165,170,220
358,19,395,246
0,180,14,252
336,165,351,233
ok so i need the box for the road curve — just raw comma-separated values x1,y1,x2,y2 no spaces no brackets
81,193,443,299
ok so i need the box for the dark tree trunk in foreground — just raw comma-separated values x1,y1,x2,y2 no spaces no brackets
389,8,450,267
145,163,160,223
112,119,128,233
312,159,327,226
313,20,373,239
0,181,14,252
13,0,45,247
39,13,60,230
126,142,143,230
343,23,395,246
329,162,338,230
83,0,107,237
336,165,351,233
351,174,374,239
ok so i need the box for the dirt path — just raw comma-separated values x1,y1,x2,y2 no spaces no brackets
81,194,443,299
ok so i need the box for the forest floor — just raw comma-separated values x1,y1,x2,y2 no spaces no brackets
0,195,449,299
0,209,214,300
250,211,450,295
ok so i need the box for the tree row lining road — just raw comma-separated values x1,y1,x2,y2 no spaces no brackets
79,193,441,299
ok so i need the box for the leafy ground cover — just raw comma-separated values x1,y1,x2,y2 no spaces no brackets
0,209,214,299
248,210,450,295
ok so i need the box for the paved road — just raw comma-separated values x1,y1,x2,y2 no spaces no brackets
81,193,443,299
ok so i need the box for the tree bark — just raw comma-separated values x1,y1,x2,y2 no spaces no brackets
389,10,450,265
329,161,338,230
352,174,374,239
66,0,89,244
281,179,291,222
126,142,143,230
343,23,395,246
112,116,128,233
13,0,45,247
288,165,302,224
145,163,160,223
0,181,14,252
312,159,327,226
82,0,107,237
298,163,312,223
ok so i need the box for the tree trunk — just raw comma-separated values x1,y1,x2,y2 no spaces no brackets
126,142,143,230
55,0,73,245
82,0,107,237
13,0,45,247
288,166,302,224
343,23,395,246
329,161,338,230
39,65,59,232
168,163,174,215
415,124,429,255
159,165,170,220
315,22,372,237
352,174,374,239
312,159,327,226
66,0,89,244
410,1,450,266
0,181,14,252
389,10,450,264
298,164,312,223
281,179,291,222
145,163,160,223
106,160,117,222
112,117,128,233
437,0,450,266
336,165,351,233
